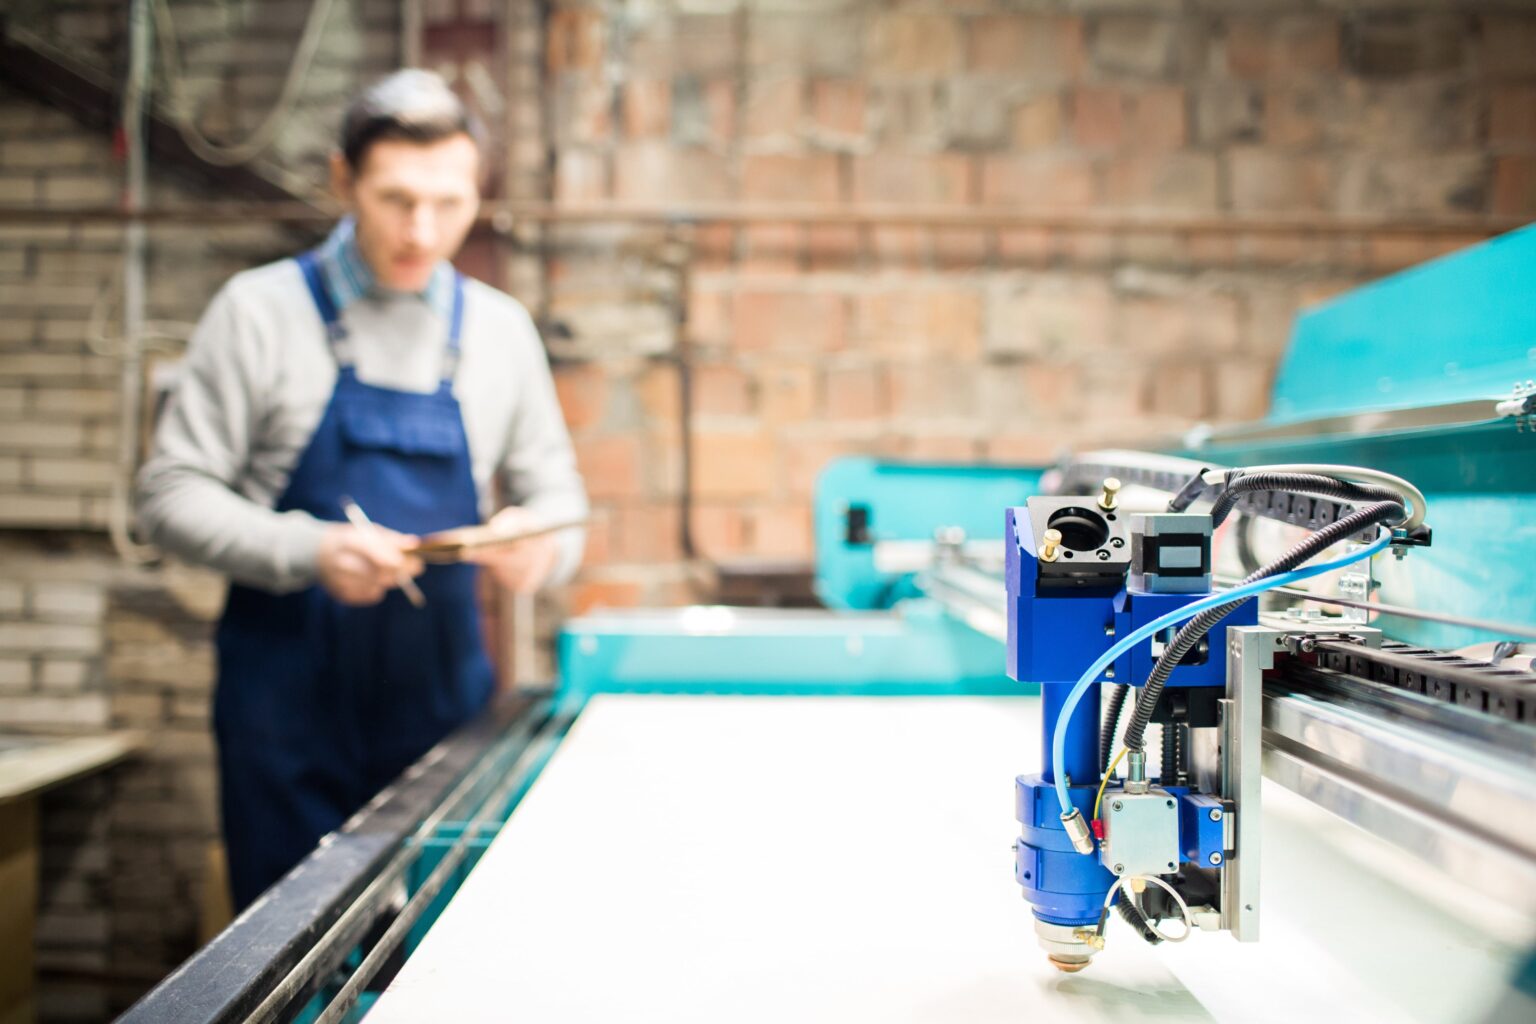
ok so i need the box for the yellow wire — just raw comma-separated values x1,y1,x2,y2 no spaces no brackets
1093,747,1129,823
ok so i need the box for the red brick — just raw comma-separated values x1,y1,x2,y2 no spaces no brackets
811,80,867,141
1365,235,1434,272
1103,153,1217,212
613,143,732,202
693,432,776,498
899,436,981,462
1126,88,1186,151
996,227,1054,266
733,291,846,352
988,276,1114,357
547,9,604,73
967,15,1084,78
866,13,962,75
554,150,608,203
851,154,972,205
637,364,681,430
746,504,812,558
1493,157,1536,216
806,225,861,270
1071,87,1124,150
1145,362,1211,418
934,228,989,269
690,504,749,557
868,226,926,267
703,79,737,146
823,365,887,421
887,362,977,419
612,503,683,563
855,289,984,358
575,435,643,500
982,362,1083,423
740,223,804,275
1265,89,1325,148
1011,94,1064,148
744,77,804,140
782,438,858,496
985,434,1061,464
570,578,644,615
1212,361,1274,421
1225,17,1339,79
691,224,738,272
1228,149,1329,212
741,154,841,203
1117,294,1242,357
759,362,817,424
623,78,671,138
981,154,1096,207
553,363,608,434
579,507,616,566
688,286,731,347
692,364,754,417
1491,87,1536,147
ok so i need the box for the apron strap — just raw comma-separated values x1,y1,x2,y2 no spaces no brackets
440,271,465,385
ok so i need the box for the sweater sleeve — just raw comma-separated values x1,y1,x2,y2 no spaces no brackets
136,282,330,592
496,303,589,586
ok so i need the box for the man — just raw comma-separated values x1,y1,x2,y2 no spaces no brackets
138,70,587,910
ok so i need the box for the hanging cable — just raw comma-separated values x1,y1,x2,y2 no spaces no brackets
151,0,336,167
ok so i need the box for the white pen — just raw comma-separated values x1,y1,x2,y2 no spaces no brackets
339,496,427,609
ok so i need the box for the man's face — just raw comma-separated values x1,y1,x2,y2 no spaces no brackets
332,133,481,293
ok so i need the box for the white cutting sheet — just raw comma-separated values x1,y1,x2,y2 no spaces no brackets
368,695,1536,1024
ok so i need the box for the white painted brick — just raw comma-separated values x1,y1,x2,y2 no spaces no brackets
31,389,117,416
0,419,87,450
0,457,21,486
0,389,24,414
0,353,111,380
34,909,110,947
0,318,39,343
112,692,163,725
0,580,22,614
0,281,103,308
40,175,119,206
0,176,39,203
0,694,109,728
0,137,104,170
31,582,108,622
0,657,33,690
0,492,86,526
0,620,101,654
28,456,117,490
38,656,95,691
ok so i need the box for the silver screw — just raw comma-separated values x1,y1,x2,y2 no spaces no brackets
1208,809,1222,822
1208,852,1223,866
1111,800,1123,812
1113,863,1125,874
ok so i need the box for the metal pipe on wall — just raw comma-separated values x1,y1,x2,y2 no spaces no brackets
111,0,158,565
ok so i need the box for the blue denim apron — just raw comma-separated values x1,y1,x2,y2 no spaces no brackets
214,252,495,909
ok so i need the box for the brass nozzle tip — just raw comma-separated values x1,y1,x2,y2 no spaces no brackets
1099,477,1122,511
1039,527,1063,562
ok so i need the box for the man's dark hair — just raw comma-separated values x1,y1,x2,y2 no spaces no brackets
340,69,483,170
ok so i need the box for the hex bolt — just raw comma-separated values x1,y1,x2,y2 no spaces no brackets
1039,528,1063,562
1099,477,1121,512
1208,852,1223,866
1209,809,1223,822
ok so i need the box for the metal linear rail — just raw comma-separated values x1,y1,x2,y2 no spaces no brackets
115,694,557,1024
1264,646,1536,915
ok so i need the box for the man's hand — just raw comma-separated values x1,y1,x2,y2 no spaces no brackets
316,523,424,606
469,506,559,594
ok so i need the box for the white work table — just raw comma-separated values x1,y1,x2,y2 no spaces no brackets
369,696,1535,1024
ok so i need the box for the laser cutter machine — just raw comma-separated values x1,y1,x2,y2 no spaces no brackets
117,230,1536,1024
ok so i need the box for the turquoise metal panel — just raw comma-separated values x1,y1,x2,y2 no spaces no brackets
1270,223,1536,424
557,603,1029,708
814,457,1044,610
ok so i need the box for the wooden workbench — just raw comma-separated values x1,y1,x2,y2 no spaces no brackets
0,731,142,1024
369,696,1535,1024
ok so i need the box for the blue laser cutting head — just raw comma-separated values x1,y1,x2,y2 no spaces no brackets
1006,493,1255,971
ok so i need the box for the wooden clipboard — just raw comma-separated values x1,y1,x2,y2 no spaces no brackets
409,518,587,564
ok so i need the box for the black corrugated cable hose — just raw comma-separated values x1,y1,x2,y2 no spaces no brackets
1204,471,1406,529
1099,683,1127,773
1122,499,1406,756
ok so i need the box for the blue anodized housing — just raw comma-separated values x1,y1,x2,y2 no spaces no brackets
1006,501,1251,929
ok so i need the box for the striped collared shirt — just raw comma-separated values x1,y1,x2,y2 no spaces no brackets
312,217,456,325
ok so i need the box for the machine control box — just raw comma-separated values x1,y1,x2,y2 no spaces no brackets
1100,789,1181,877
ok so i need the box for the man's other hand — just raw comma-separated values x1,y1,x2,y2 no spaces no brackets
316,524,424,606
469,506,559,594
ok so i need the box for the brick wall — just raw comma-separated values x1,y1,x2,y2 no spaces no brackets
2,1,1535,1019
540,1,1536,614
